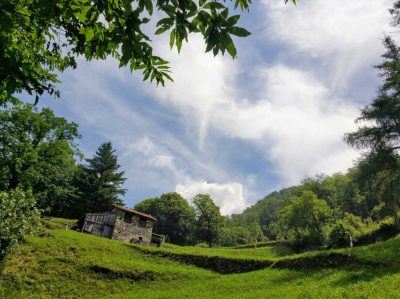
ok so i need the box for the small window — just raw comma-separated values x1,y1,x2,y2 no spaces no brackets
138,217,146,227
124,213,133,223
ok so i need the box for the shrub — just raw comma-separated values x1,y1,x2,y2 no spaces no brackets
328,213,365,248
355,217,399,246
216,224,266,247
279,191,332,246
0,188,41,261
216,226,249,247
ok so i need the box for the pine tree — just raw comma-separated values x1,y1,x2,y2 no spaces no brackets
72,142,126,218
345,37,400,221
345,37,400,154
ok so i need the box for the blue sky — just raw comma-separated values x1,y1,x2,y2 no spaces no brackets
39,0,393,215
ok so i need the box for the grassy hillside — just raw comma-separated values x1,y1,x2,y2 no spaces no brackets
1,219,399,298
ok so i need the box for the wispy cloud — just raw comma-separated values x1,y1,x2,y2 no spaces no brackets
262,0,392,90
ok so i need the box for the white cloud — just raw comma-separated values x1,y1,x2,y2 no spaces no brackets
211,65,359,184
129,137,179,174
262,0,392,89
144,36,237,148
176,181,246,215
121,136,209,189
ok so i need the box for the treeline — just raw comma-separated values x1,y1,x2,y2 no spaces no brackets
231,170,399,248
134,193,264,247
139,165,400,249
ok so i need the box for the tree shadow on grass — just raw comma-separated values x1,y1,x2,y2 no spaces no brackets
266,268,334,285
269,264,400,289
85,265,158,282
332,265,400,287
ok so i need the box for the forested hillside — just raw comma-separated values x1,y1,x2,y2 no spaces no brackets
232,171,373,239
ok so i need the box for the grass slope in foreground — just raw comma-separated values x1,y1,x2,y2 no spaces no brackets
0,219,399,298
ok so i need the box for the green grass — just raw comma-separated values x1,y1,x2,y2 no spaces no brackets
145,241,295,261
40,217,78,230
1,218,399,298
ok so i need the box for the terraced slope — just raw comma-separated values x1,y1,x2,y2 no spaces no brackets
0,219,399,298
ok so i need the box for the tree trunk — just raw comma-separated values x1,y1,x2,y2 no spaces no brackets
8,164,19,189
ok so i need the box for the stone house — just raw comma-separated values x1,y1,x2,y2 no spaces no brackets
83,204,164,246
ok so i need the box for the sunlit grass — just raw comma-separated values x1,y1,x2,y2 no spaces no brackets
147,242,295,261
0,218,399,298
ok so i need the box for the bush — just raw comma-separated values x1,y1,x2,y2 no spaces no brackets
278,191,332,247
328,213,365,248
355,217,399,246
216,224,265,247
0,189,41,261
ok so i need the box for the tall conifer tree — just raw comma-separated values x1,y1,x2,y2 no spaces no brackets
72,142,126,218
345,36,400,220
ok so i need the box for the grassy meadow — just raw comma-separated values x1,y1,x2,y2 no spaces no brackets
0,218,399,298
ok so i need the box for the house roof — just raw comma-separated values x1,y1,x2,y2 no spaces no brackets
112,204,157,222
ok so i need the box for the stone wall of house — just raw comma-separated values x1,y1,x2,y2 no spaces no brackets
112,209,154,243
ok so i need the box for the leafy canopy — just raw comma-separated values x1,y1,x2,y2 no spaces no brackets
0,103,79,216
0,0,295,104
279,191,332,245
135,192,196,245
328,212,366,248
193,194,224,246
0,188,41,261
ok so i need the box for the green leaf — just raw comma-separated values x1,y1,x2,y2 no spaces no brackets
226,43,237,59
162,72,174,82
199,0,207,7
227,15,240,26
170,29,176,49
229,27,251,37
155,27,168,35
84,28,95,42
221,8,229,20
145,0,153,15
143,69,151,81
204,2,225,10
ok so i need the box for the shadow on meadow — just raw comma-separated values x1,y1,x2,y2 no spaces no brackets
263,264,399,290
332,265,400,287
132,244,388,276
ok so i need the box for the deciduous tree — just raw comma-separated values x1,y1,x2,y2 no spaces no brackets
135,192,196,245
0,188,40,261
193,194,224,246
0,103,79,216
279,191,332,246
